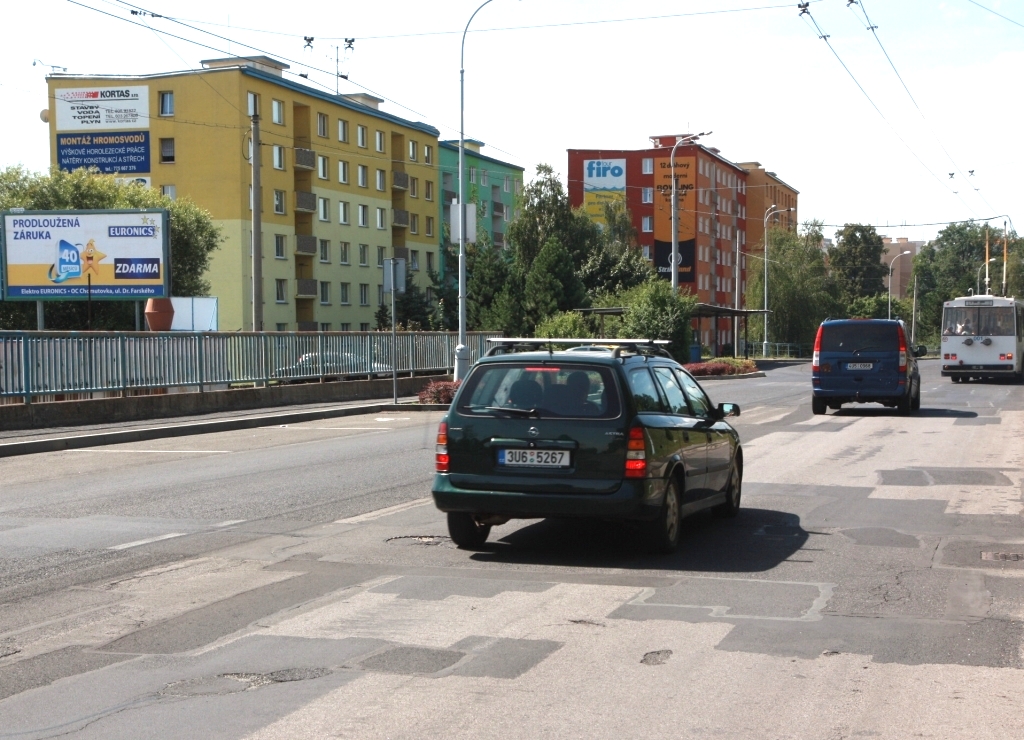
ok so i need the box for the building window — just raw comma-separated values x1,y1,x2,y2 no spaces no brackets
271,99,284,125
642,245,651,259
272,145,285,170
320,281,330,305
160,138,175,163
318,155,328,179
159,91,174,116
410,250,420,270
469,167,476,184
481,169,488,186
338,119,349,142
375,130,385,152
357,125,367,148
340,322,351,331
360,322,370,331
410,214,419,234
409,140,418,161
338,160,349,183
376,169,386,191
359,244,369,266
359,284,369,306
276,323,288,332
515,179,522,194
641,187,653,203
318,197,330,222
357,165,368,187
424,145,433,164
275,234,286,259
425,180,434,201
339,241,350,264
410,177,419,198
426,216,434,237
504,175,511,193
376,208,386,229
320,323,331,332
247,92,259,116
642,215,653,232
339,201,350,224
378,285,385,306
275,279,287,303
317,112,328,138
377,246,386,267
274,190,286,214
503,207,509,223
160,184,176,200
319,239,330,262
642,158,653,175
358,204,369,227
427,252,435,273
340,282,350,304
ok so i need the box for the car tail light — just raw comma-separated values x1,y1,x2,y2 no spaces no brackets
897,324,907,373
435,421,449,472
1008,353,1014,360
625,424,646,478
1000,354,1007,361
812,325,823,372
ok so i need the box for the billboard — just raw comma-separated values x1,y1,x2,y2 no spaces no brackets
653,155,696,283
57,131,150,174
54,86,150,131
583,159,626,225
1,210,170,301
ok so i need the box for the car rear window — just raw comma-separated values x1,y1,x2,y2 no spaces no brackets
821,323,898,353
457,363,621,419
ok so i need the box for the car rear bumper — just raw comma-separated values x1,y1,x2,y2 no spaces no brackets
432,475,663,520
941,364,1015,376
811,384,908,402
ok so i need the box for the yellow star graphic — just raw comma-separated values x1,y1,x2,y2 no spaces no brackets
82,239,107,276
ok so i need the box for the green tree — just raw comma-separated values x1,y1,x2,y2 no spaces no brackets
374,303,391,331
616,279,696,360
0,167,221,330
466,241,511,330
842,293,912,321
535,310,593,339
578,201,654,297
829,224,887,302
746,221,838,345
523,237,588,331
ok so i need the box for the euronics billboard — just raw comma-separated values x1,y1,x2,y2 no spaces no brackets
583,159,626,224
1,210,169,300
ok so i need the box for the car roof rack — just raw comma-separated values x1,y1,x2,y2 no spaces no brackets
483,337,672,359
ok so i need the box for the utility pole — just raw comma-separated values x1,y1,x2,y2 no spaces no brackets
251,112,264,332
1003,221,1008,297
734,230,740,357
391,258,398,404
911,275,918,345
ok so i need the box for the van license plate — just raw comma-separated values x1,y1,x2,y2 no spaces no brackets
847,362,873,370
499,449,570,467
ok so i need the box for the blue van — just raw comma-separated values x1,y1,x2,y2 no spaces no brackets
811,319,926,415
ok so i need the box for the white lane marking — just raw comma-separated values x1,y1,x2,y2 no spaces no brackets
214,520,246,527
335,497,432,524
65,449,231,454
374,417,410,422
108,532,188,550
270,426,395,431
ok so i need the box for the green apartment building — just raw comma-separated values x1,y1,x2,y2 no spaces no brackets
439,140,524,253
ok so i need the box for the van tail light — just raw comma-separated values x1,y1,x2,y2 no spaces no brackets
435,421,449,472
625,424,647,478
812,325,823,372
897,324,907,373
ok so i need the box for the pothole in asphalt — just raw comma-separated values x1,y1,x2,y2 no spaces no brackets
164,668,331,695
385,535,454,547
641,650,672,666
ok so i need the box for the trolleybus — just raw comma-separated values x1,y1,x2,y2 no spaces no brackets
941,295,1024,382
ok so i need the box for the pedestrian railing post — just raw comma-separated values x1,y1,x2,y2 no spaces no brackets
21,334,31,405
119,333,128,397
197,333,205,393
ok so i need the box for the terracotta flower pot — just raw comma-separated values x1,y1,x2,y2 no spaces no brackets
144,298,175,331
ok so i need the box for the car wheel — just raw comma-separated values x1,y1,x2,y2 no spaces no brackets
714,459,742,519
911,380,921,410
646,478,682,554
812,397,827,415
447,512,491,550
897,390,912,416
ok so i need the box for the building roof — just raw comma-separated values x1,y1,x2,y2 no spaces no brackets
737,162,800,194
439,141,524,172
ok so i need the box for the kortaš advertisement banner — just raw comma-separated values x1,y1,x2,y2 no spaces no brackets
0,210,169,301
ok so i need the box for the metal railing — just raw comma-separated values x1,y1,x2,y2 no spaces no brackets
738,341,812,359
0,331,500,404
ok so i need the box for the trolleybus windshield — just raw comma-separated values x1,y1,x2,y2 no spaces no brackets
942,306,1015,337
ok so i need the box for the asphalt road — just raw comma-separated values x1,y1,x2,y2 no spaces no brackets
2,360,1024,739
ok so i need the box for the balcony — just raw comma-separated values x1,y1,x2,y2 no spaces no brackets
492,202,505,219
294,148,315,169
493,232,505,248
392,209,410,228
392,171,409,190
295,191,316,212
297,321,318,332
295,278,318,298
443,189,457,204
295,235,316,255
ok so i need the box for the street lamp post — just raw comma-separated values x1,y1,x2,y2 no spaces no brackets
887,250,911,320
976,258,997,296
664,133,704,294
761,205,792,357
455,0,497,382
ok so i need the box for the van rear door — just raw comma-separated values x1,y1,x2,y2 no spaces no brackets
819,322,901,394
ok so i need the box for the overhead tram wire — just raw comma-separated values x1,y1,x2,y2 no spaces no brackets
965,0,1024,30
848,0,1002,217
797,5,979,219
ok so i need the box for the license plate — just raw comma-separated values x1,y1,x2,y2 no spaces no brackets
847,362,873,370
498,449,570,467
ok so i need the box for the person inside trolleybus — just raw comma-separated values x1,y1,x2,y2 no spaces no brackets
958,318,973,335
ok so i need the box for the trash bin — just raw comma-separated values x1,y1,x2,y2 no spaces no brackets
689,344,702,363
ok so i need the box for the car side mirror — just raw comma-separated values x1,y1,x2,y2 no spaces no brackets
717,402,740,418
912,345,927,358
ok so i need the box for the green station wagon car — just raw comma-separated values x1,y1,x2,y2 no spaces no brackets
432,339,743,552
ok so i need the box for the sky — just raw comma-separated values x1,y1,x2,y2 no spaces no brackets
1,0,1021,243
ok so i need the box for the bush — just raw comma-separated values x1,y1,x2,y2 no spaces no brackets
418,380,461,404
684,358,757,377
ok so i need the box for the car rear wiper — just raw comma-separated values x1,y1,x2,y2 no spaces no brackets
484,406,540,417
851,345,883,354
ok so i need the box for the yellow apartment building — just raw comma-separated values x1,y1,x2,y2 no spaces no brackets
738,162,799,255
46,56,441,331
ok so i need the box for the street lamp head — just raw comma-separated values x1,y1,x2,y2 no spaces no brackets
901,250,911,256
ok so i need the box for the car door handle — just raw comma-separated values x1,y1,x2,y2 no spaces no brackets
682,432,690,443
666,430,675,441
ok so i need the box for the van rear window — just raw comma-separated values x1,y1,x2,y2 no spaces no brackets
821,323,898,352
457,363,621,419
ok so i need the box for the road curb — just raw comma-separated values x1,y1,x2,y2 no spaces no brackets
0,403,447,459
692,371,767,381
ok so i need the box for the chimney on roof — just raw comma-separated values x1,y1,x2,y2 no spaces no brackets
201,56,289,77
341,93,383,110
